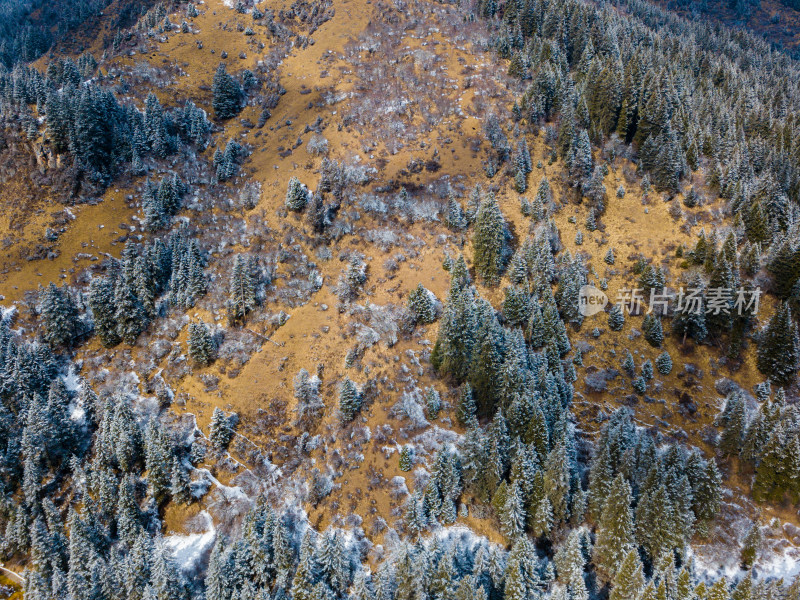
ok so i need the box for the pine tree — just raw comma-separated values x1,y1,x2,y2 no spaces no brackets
609,549,645,600
228,254,257,325
641,359,654,381
188,321,215,366
445,194,467,230
212,63,243,120
40,283,80,347
399,446,413,471
718,392,746,456
656,351,673,375
672,277,708,343
532,178,552,220
569,129,593,180
555,529,586,588
585,209,597,232
502,284,532,327
170,456,191,504
339,378,361,422
456,384,477,428
744,202,768,244
89,276,121,347
285,177,309,211
756,303,800,385
643,314,664,347
209,407,234,451
608,305,625,331
500,482,525,539
116,475,142,545
114,278,146,345
740,522,761,568
604,248,615,265
468,313,504,416
531,495,553,539
472,194,508,285
593,474,635,584
425,387,441,420
408,284,437,324
622,350,635,376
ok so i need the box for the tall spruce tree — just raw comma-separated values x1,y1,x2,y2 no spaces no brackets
756,303,800,385
228,254,257,325
188,321,215,366
593,474,635,584
472,193,508,285
39,283,80,347
338,378,361,422
212,63,243,120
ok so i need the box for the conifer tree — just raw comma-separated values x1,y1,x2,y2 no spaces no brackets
40,283,80,347
604,247,615,265
756,303,800,385
641,359,654,381
339,378,361,422
609,549,645,600
170,456,191,504
89,276,121,347
472,194,508,285
531,495,553,539
554,529,586,588
718,392,747,456
608,305,625,331
593,474,635,584
114,278,146,345
621,350,635,376
285,177,309,212
445,194,467,230
740,522,761,568
502,284,532,327
212,63,243,120
768,239,800,299
399,446,413,472
425,387,441,420
408,284,437,324
209,407,234,451
500,482,525,539
672,278,708,343
656,351,673,375
456,384,477,428
643,314,664,347
228,254,257,325
188,321,215,366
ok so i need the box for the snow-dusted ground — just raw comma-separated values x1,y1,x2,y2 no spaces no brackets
165,510,216,571
690,489,800,584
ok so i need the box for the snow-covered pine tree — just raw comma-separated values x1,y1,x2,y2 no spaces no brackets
608,304,625,331
472,193,508,285
209,407,234,451
656,351,673,375
285,176,309,211
756,303,800,385
188,321,215,366
212,62,243,120
408,284,437,324
399,446,413,472
39,282,80,347
338,377,361,422
228,254,257,325
593,474,634,583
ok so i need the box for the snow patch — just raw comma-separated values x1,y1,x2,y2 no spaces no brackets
165,510,216,571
